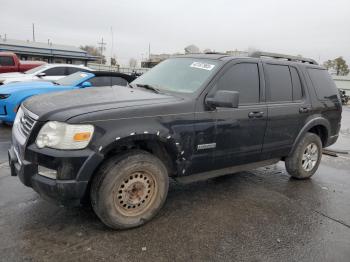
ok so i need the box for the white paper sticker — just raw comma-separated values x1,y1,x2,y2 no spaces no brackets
190,62,215,71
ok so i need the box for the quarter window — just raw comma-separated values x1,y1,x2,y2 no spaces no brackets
215,63,260,104
307,68,337,100
265,64,293,102
67,67,88,75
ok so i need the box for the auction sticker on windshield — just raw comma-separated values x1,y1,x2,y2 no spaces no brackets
190,62,215,71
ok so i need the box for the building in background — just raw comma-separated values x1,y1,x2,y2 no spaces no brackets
0,37,99,65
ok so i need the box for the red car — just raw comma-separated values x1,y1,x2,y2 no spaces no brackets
0,52,45,73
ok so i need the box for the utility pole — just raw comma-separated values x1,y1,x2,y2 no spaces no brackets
32,23,35,42
148,43,151,60
110,27,114,67
98,37,107,65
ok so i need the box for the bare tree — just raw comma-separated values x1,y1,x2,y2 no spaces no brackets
129,58,137,68
80,45,106,64
323,57,349,76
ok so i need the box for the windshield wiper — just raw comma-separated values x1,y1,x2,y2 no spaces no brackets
135,84,160,93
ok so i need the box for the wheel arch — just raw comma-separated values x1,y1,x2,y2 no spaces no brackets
96,132,187,178
290,117,330,156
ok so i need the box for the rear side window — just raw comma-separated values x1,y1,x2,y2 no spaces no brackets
264,64,292,102
67,67,88,75
307,68,337,100
90,76,129,87
215,63,260,104
43,67,67,76
290,67,303,100
0,56,15,66
111,77,128,86
89,76,116,86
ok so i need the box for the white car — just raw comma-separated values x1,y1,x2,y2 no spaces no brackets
0,64,91,85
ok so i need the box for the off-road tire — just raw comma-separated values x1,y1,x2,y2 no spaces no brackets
90,150,169,229
285,132,322,179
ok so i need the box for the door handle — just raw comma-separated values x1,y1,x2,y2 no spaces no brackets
248,111,264,118
299,107,310,113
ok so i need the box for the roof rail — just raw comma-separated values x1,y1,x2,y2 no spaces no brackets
249,51,318,65
203,51,227,55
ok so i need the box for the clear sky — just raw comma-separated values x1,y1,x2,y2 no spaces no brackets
1,0,349,66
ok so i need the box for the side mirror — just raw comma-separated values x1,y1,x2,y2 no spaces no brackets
81,81,92,88
37,72,46,77
206,90,239,108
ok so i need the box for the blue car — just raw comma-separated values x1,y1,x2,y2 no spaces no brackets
0,71,135,123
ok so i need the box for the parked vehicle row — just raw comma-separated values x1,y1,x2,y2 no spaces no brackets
0,71,135,123
339,89,349,105
0,63,91,85
0,52,45,74
8,52,342,230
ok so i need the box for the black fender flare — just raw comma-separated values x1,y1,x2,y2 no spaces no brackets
95,130,188,174
290,117,330,155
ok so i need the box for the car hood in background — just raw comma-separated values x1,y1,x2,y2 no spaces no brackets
23,86,182,122
0,72,27,78
0,81,55,92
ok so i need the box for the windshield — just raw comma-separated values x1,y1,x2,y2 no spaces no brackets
132,58,220,93
25,65,48,74
55,72,91,86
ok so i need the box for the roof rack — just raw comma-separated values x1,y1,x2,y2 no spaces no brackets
203,51,227,55
249,51,318,65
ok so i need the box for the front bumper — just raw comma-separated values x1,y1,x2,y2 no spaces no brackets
9,144,103,206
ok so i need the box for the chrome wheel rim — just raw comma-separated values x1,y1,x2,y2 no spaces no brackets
302,143,319,172
114,171,157,217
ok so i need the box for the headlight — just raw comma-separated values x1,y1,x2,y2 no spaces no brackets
36,121,94,150
14,107,24,126
0,94,10,99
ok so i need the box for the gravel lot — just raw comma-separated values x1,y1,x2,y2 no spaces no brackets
0,107,350,262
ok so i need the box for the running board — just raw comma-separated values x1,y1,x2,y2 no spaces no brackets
175,159,279,184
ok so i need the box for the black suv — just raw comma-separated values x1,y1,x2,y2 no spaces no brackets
9,52,342,229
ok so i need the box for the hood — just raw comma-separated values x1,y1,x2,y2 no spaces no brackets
0,81,54,93
23,86,182,122
0,73,35,84
0,72,25,78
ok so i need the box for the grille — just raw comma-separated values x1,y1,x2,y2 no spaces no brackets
19,112,36,137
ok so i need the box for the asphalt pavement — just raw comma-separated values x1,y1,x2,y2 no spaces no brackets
0,107,350,262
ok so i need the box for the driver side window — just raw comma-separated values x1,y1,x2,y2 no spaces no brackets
215,63,260,104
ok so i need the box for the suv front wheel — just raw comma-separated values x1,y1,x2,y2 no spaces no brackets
91,150,169,229
285,132,322,179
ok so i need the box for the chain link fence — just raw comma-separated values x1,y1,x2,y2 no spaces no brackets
87,63,149,75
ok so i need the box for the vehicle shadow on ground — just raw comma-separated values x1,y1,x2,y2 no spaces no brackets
15,168,329,261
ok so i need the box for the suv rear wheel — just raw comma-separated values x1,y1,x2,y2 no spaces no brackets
91,150,169,229
285,132,322,179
